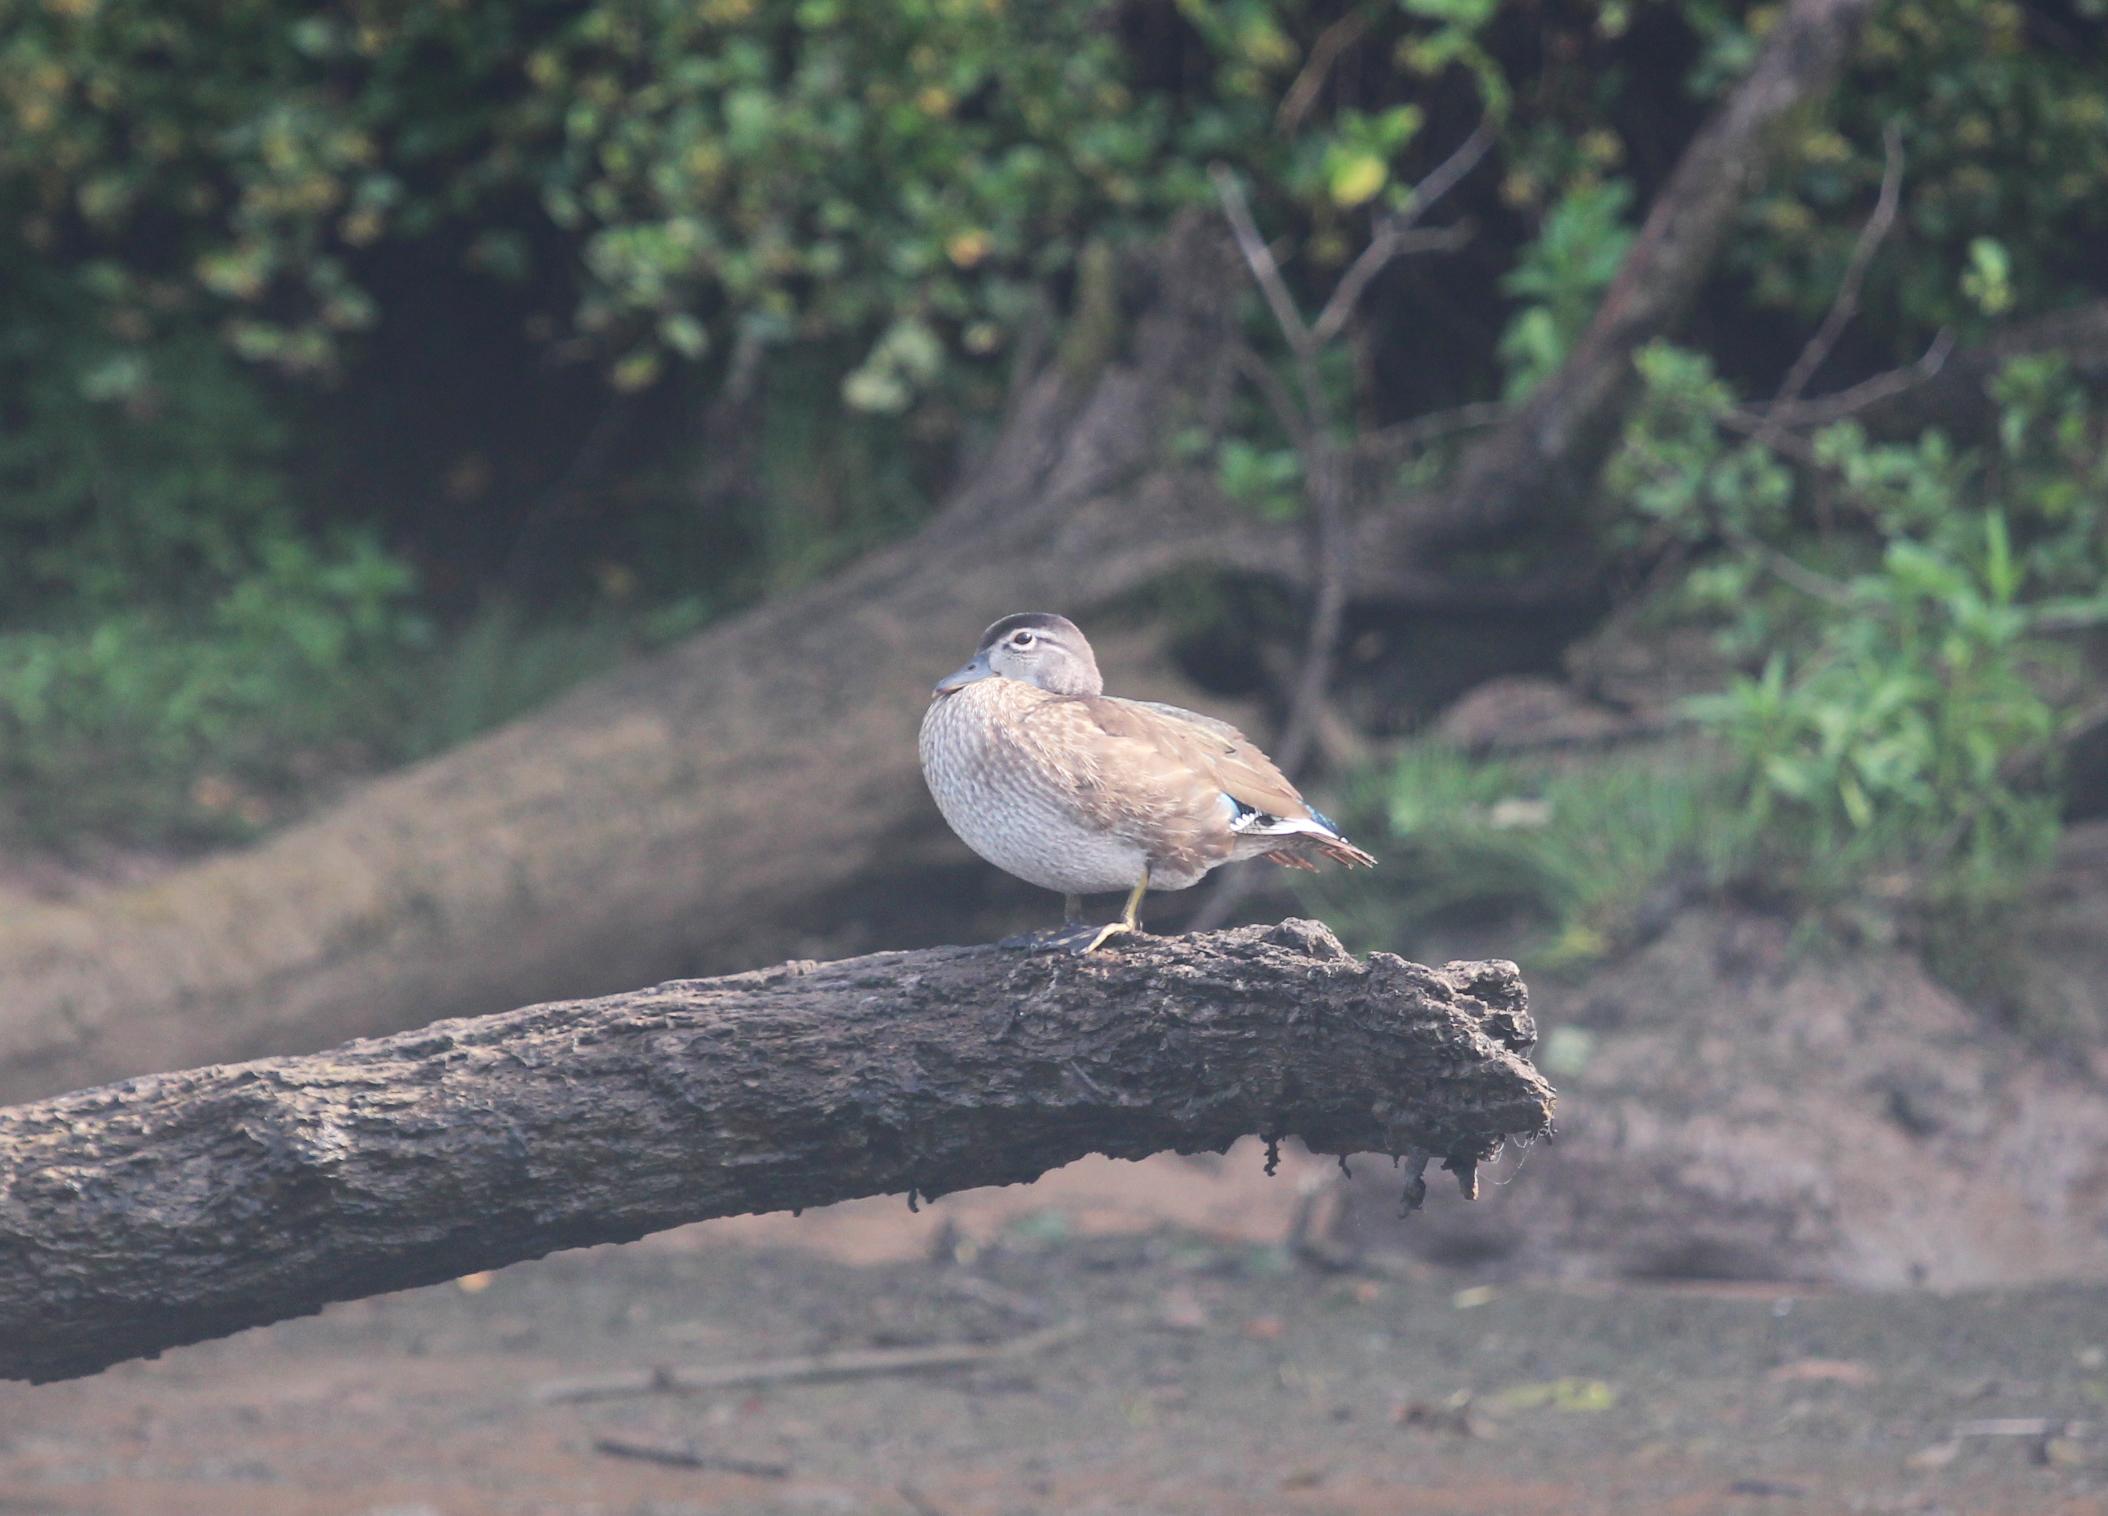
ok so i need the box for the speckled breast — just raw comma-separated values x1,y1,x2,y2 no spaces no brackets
918,682,1150,897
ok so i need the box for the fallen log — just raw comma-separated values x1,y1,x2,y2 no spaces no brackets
0,919,1550,1384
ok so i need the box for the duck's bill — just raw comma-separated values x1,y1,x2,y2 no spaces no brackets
933,655,992,695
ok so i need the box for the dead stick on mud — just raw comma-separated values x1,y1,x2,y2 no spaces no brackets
590,1437,794,1478
0,919,1549,1385
546,1319,1088,1405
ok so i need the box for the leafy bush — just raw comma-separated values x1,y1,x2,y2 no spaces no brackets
1684,518,2063,912
1497,179,1635,398
1605,341,2106,919
0,0,1512,405
0,279,291,619
0,533,426,842
1725,0,2108,335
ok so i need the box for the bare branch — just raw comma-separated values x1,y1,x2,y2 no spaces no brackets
549,1319,1086,1404
1231,341,1316,455
1210,164,1315,362
1312,123,1496,347
1363,400,1512,459
1720,522,1861,608
1310,222,1477,348
1277,9,1373,134
1761,330,1956,431
1198,130,1493,933
1771,122,1907,413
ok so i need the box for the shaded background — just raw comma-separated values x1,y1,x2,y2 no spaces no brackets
5,0,2108,1508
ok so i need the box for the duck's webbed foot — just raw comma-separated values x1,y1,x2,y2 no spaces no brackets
1073,871,1149,955
1076,918,1140,954
998,922,1103,952
999,877,1149,954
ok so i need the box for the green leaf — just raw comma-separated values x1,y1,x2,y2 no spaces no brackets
1327,149,1388,207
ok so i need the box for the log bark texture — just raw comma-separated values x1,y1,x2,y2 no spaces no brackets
0,920,1549,1384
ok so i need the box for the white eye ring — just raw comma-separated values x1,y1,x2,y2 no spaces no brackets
1010,631,1036,648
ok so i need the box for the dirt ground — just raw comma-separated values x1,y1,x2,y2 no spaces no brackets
5,1145,2107,1516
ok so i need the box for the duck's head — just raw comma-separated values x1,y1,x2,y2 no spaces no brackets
933,612,1104,698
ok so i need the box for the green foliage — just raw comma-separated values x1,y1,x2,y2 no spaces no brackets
0,533,426,842
1605,342,2106,918
398,602,635,762
3,0,2106,865
0,281,290,618
1216,438,1305,521
1684,518,2063,911
1604,343,1794,553
1723,0,2108,333
1497,179,1635,398
1329,744,1723,970
0,572,678,845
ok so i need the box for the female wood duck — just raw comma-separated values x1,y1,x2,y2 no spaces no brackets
919,612,1375,952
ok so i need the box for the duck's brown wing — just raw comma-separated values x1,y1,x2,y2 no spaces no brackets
1119,700,1311,820
1014,695,1373,871
1115,700,1375,868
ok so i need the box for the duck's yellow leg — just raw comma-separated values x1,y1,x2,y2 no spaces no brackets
1080,869,1149,954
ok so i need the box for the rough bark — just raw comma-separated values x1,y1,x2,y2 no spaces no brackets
0,920,1550,1384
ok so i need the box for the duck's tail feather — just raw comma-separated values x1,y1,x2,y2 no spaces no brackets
1233,808,1377,870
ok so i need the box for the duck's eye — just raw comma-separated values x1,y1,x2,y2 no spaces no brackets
1009,631,1036,649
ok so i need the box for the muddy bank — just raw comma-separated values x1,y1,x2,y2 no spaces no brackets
3,1215,2105,1516
1359,904,2108,1288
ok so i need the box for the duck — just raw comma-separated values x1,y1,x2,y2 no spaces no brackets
918,612,1375,952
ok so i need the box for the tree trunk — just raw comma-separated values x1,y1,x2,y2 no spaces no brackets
0,921,1550,1384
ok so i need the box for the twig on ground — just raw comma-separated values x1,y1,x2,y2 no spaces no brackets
1952,1419,2095,1440
898,1482,950,1516
591,1436,792,1478
934,1274,1054,1325
536,1319,1086,1404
